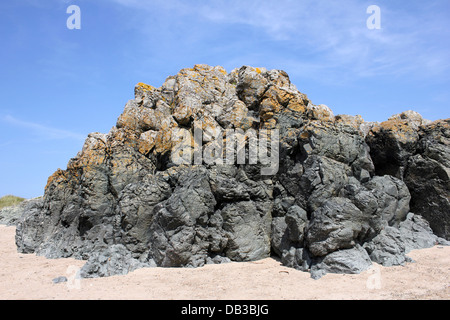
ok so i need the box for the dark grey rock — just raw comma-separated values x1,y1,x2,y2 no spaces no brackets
297,155,351,213
236,66,269,110
285,205,308,243
404,120,450,240
0,197,43,226
52,276,68,284
305,197,370,257
12,65,450,279
399,213,449,253
270,216,290,257
79,244,152,278
281,247,311,272
118,173,172,258
15,197,45,254
310,245,373,279
363,175,410,227
367,117,450,240
297,121,375,178
363,226,406,266
206,255,231,265
363,213,449,268
0,204,23,226
221,200,272,262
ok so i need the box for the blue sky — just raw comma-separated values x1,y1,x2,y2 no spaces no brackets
1,0,449,199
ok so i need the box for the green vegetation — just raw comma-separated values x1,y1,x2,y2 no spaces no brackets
0,195,25,209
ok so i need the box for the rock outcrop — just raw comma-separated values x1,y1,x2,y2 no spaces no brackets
0,197,42,226
366,113,450,240
15,65,449,278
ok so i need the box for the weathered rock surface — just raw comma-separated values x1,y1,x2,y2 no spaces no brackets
310,245,373,280
79,244,153,278
14,65,449,278
0,197,42,226
367,113,450,240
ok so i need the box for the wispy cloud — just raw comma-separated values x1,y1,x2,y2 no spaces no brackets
2,115,86,142
109,0,450,81
203,1,449,78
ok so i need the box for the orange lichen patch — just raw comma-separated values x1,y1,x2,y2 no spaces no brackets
117,108,140,131
66,151,107,177
261,112,274,122
380,119,416,133
255,67,262,74
262,118,277,130
260,98,281,117
429,118,449,128
335,114,364,128
138,141,153,156
138,130,157,155
44,169,68,191
299,131,310,140
154,128,174,154
420,119,450,145
107,128,140,149
193,64,210,71
218,68,227,75
239,117,257,131
109,155,135,177
282,129,299,142
424,119,445,130
264,86,302,111
369,119,419,145
173,104,194,126
66,129,142,175
136,82,155,91
218,100,254,129
388,111,427,128
263,86,282,102
307,104,335,122
275,90,293,106
377,119,409,131
287,100,306,113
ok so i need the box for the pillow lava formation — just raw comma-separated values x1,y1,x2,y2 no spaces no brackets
14,65,449,279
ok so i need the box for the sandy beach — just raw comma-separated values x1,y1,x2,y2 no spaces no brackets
0,225,448,300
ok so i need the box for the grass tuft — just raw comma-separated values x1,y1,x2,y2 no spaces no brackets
0,195,26,209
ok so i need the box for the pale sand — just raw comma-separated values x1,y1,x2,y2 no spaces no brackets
0,225,449,300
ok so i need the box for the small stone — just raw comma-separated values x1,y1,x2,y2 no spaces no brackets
52,276,68,284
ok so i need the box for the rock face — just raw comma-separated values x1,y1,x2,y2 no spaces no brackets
366,114,450,240
15,65,449,278
0,197,42,226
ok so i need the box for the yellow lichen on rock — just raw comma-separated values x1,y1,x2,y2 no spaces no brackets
371,119,419,145
44,169,68,192
306,104,335,122
136,82,155,91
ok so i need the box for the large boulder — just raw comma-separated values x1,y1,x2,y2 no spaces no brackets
367,114,450,240
310,245,373,280
305,197,370,257
0,197,42,226
404,120,450,240
365,111,427,178
14,65,449,278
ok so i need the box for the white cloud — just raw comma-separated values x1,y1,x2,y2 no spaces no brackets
2,115,86,142
109,0,450,81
